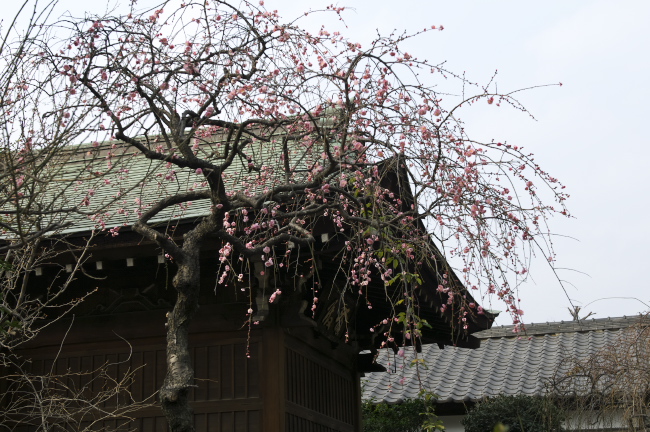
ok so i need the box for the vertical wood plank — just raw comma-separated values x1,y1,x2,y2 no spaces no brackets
143,350,156,398
155,415,167,431
142,417,154,431
131,350,144,402
234,344,246,399
194,412,206,431
221,344,233,399
208,345,220,400
234,410,246,432
248,410,261,432
155,349,166,395
207,412,219,430
221,411,233,432
248,342,259,398
193,346,207,402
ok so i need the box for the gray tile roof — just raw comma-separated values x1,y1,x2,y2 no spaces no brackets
361,316,640,404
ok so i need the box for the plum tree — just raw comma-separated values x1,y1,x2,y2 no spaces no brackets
11,1,570,430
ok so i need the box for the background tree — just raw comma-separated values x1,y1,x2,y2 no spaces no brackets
548,313,650,431
1,0,114,351
0,2,155,428
21,0,569,430
0,354,153,431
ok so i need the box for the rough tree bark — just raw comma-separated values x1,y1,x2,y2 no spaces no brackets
160,257,200,431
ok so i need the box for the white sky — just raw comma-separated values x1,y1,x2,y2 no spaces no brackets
4,0,650,326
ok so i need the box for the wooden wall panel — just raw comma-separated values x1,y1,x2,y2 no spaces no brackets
191,341,259,403
285,347,356,432
286,413,341,432
7,321,361,431
192,410,260,432
8,337,263,431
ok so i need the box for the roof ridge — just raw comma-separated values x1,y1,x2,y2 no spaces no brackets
474,315,641,339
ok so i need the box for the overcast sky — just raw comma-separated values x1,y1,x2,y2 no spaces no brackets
4,0,649,326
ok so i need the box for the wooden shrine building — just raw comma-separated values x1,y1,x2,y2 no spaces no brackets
3,139,496,431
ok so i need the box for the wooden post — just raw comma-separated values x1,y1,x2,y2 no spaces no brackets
261,325,286,432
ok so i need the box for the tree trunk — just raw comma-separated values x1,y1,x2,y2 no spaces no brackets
160,258,200,432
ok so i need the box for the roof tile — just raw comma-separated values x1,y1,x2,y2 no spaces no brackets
362,316,639,403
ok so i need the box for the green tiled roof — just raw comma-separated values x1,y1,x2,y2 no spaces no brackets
18,130,321,235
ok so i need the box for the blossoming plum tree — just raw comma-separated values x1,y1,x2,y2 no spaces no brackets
24,1,569,430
